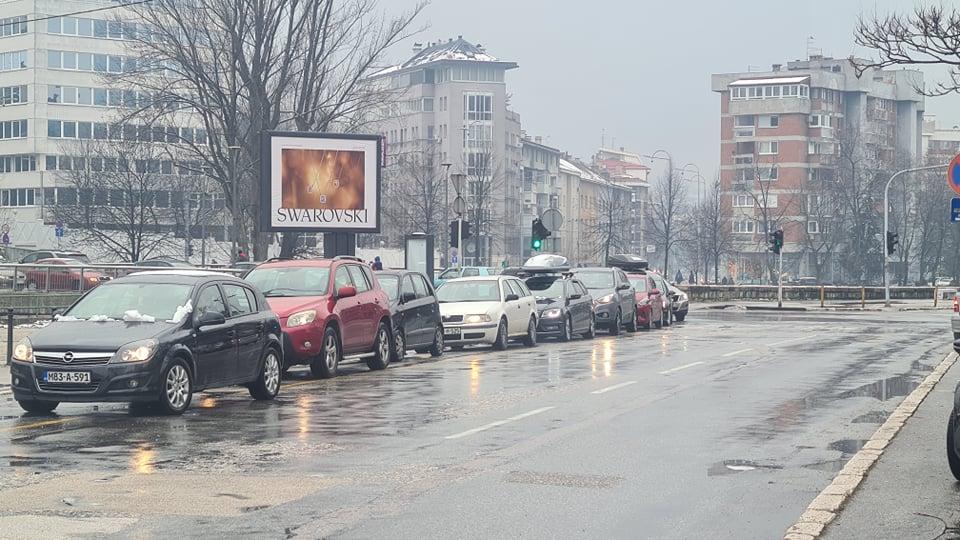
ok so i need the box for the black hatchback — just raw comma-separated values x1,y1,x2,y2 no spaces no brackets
9,271,283,415
526,273,595,341
374,270,443,361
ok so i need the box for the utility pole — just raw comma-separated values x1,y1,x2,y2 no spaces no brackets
457,217,463,268
777,249,783,309
227,145,242,264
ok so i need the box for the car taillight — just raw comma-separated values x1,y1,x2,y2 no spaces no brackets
954,296,959,313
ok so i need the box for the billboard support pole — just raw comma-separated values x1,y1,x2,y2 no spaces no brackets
323,232,356,258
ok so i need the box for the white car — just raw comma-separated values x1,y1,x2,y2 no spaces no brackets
437,275,538,350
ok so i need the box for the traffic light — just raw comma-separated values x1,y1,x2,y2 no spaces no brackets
769,230,784,255
886,231,899,255
531,218,551,251
449,220,459,248
461,220,472,241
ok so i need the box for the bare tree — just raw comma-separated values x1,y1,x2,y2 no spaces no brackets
382,140,446,241
464,152,506,265
590,180,630,263
697,177,733,283
647,164,688,277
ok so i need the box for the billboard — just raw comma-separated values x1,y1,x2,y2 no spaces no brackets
260,132,382,233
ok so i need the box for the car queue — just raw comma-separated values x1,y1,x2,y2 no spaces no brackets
7,253,689,416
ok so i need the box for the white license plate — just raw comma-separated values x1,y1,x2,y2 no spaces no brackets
44,371,91,384
444,327,461,339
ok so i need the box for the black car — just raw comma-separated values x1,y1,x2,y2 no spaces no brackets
375,270,443,361
948,378,960,479
572,267,638,335
9,271,283,415
526,272,594,340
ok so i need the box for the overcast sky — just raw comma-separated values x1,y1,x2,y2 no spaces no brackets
387,0,959,176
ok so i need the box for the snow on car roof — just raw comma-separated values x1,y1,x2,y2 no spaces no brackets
128,270,233,277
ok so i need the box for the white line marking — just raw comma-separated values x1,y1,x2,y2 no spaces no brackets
722,348,754,357
444,407,555,440
765,335,814,347
591,381,638,394
658,361,704,375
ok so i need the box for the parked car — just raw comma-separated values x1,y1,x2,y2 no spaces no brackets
244,256,393,378
375,269,443,361
19,250,90,264
571,267,638,335
9,270,283,415
23,258,109,291
433,266,497,289
133,257,194,268
937,276,954,287
952,294,960,340
947,379,960,479
525,271,594,341
669,284,690,322
437,275,538,350
626,272,666,329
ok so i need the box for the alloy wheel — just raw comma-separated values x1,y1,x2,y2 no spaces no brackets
165,365,190,410
264,352,280,394
325,334,338,370
378,327,390,361
396,331,406,360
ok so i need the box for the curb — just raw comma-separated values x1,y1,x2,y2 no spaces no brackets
743,306,808,312
783,350,959,539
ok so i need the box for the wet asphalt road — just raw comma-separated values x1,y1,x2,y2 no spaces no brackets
0,308,951,539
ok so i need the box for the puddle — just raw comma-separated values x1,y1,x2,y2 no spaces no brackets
852,411,889,424
803,459,847,472
829,439,869,455
708,459,783,476
911,360,934,372
837,375,919,401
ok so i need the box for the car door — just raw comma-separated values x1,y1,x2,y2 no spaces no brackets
397,274,419,345
192,284,237,388
516,279,537,324
566,280,584,331
347,264,379,351
617,270,634,316
222,283,262,381
333,265,364,354
411,274,436,346
506,279,529,335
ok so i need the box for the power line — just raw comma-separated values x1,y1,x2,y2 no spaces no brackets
11,0,154,26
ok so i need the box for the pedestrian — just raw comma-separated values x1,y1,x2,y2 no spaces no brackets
237,249,249,262
688,272,695,285
674,269,683,283
372,256,383,270
721,276,728,285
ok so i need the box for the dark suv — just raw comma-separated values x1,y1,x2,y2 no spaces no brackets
375,270,443,361
9,271,283,415
572,267,638,335
526,272,594,341
245,256,393,378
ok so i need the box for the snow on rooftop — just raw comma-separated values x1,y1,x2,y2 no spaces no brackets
729,75,810,86
374,38,513,77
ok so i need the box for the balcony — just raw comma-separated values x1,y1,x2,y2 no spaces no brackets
733,126,756,138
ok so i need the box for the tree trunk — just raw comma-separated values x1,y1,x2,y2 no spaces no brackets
279,232,299,259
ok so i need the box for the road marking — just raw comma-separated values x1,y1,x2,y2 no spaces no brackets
444,406,555,440
765,335,814,347
0,418,75,432
658,362,704,375
722,348,754,357
591,381,638,394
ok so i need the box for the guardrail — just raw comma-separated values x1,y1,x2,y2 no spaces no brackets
0,263,245,294
684,285,944,306
2,306,65,366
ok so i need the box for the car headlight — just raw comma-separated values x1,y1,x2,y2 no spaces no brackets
112,339,157,363
464,314,491,324
87,276,99,282
13,337,32,362
541,308,562,318
595,294,615,304
287,310,317,328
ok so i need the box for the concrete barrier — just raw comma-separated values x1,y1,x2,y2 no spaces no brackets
0,292,80,310
684,285,938,303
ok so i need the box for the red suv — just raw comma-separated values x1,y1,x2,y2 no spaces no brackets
626,272,666,329
244,256,392,378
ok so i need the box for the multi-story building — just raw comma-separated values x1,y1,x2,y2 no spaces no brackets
711,55,924,280
369,37,520,266
520,135,561,258
593,147,650,256
922,115,960,159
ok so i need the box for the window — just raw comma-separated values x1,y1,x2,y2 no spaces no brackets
0,188,36,207
0,50,26,71
0,120,26,139
807,221,821,234
0,15,26,37
461,267,480,277
0,155,35,173
346,265,371,292
464,93,493,121
400,276,416,299
413,275,430,298
733,220,755,234
758,141,779,155
223,284,253,316
195,286,228,319
0,85,26,105
758,167,778,181
809,114,831,128
734,115,755,127
760,195,778,208
733,194,753,208
759,115,779,128
334,267,353,290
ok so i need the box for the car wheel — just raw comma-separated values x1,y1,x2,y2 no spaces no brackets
158,360,192,415
248,348,282,400
584,315,596,339
560,315,572,342
609,310,622,336
429,325,444,357
366,322,392,371
676,312,686,322
311,327,341,379
492,318,508,350
626,308,639,332
523,317,537,347
17,399,58,414
392,328,406,363
949,412,960,481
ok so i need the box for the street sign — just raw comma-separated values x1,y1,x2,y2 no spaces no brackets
1,223,9,234
2,233,9,245
952,198,960,222
54,227,64,238
450,173,466,197
453,196,466,215
949,154,960,196
541,208,563,231
646,244,656,253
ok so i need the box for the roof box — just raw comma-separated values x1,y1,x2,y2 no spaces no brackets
606,253,648,272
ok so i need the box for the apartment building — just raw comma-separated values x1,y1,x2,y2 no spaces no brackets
711,55,924,280
922,115,960,159
520,135,561,258
593,147,650,256
369,37,521,265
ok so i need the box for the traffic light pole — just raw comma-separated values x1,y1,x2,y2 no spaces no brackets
883,163,948,307
457,217,463,268
777,250,783,309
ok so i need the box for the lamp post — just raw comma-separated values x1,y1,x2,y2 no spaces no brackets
227,145,241,265
441,160,452,266
451,172,467,268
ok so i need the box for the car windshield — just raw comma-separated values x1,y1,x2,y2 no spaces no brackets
65,283,192,321
628,277,648,292
575,271,615,289
245,266,330,297
436,280,501,302
377,275,399,301
527,277,565,300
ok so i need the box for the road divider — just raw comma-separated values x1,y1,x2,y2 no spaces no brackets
658,362,704,375
444,406,555,440
591,381,638,394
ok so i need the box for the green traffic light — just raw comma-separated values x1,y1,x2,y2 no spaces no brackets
532,239,542,250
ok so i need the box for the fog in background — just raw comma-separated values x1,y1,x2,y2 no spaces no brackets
387,0,960,174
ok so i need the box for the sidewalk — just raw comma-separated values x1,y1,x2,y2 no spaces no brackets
823,355,960,538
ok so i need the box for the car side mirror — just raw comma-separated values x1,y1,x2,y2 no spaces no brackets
569,293,582,300
337,285,357,299
196,311,225,328
617,283,630,291
505,293,519,301
401,291,416,304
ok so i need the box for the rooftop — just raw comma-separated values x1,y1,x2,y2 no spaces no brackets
375,37,517,77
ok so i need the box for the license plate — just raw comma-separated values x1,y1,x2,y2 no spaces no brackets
444,327,461,339
44,371,91,384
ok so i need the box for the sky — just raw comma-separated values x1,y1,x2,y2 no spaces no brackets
386,0,960,176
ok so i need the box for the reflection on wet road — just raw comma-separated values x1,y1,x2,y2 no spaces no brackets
0,309,950,538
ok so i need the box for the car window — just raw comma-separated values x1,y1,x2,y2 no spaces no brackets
628,276,648,291
347,265,371,293
462,267,480,277
400,275,416,299
377,274,399,301
334,266,353,290
196,285,228,318
576,282,589,296
516,280,533,297
436,279,501,302
246,266,330,297
505,280,523,299
618,270,629,284
412,275,430,298
222,284,253,316
21,253,37,263
243,287,258,311
439,268,459,279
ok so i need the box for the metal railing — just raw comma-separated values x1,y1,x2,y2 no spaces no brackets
3,307,65,365
0,263,246,293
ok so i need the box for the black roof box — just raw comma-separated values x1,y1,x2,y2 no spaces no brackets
606,253,649,272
